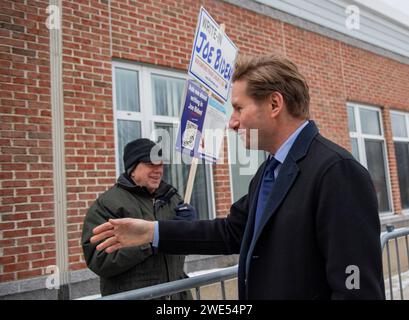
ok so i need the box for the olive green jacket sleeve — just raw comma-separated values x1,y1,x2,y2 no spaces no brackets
81,196,153,278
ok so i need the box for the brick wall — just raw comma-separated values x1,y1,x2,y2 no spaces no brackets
1,0,409,286
62,0,114,271
0,0,54,282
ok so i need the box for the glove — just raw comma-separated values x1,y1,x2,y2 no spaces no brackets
173,203,197,221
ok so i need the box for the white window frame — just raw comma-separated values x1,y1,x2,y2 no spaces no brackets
347,102,393,215
112,62,144,173
390,109,409,214
112,61,216,219
391,110,409,142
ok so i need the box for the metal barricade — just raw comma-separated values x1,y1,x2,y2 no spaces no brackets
97,265,238,300
97,225,409,300
380,225,409,300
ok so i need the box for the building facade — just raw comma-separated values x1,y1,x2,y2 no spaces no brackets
0,0,409,299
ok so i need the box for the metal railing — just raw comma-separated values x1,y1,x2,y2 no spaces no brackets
380,225,409,300
97,265,238,300
98,226,409,300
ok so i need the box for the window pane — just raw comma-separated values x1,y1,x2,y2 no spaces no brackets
151,74,185,117
364,139,390,212
394,142,409,210
228,130,267,201
360,109,381,135
181,161,211,220
154,123,211,219
350,138,359,161
391,113,408,138
225,100,267,201
117,120,141,173
115,68,140,112
347,106,356,132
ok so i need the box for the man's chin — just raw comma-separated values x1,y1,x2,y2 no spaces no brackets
240,137,258,150
151,181,161,189
239,133,259,150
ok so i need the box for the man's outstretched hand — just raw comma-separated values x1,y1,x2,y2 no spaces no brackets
90,218,155,253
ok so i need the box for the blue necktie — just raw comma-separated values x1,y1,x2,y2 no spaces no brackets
253,156,280,235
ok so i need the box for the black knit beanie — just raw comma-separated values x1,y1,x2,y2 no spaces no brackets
123,138,163,175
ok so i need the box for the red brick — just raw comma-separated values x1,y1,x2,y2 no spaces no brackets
1,180,27,188
14,204,40,212
16,188,42,196
1,213,28,221
0,274,16,282
17,269,43,280
0,239,15,248
30,195,54,202
3,246,29,255
17,236,43,245
17,220,42,228
15,172,40,179
28,180,51,188
30,211,53,219
2,229,28,238
31,259,56,269
30,227,55,235
69,262,86,271
32,243,55,252
69,255,81,263
0,256,16,265
18,252,43,263
0,222,15,231
43,251,55,259
0,189,13,196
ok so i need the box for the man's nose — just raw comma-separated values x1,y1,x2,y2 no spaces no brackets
229,117,240,131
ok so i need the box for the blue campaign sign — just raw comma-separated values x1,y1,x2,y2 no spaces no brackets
188,7,238,103
176,80,209,158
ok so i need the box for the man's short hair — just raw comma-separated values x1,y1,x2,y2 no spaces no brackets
233,54,310,119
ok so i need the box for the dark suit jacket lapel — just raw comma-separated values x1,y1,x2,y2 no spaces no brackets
245,121,319,277
247,162,267,233
240,159,269,257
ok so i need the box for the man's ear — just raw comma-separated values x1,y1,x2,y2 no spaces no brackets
269,91,284,118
